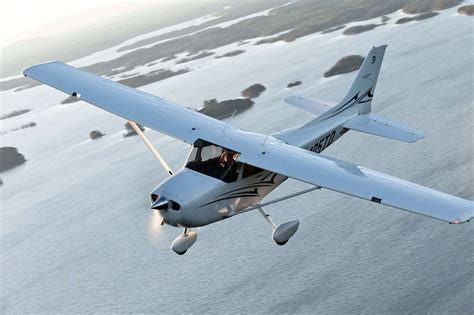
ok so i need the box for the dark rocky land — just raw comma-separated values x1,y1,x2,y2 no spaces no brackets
396,11,439,24
176,51,215,64
241,83,266,98
0,109,31,120
324,55,364,77
287,81,302,88
90,130,105,140
123,122,145,138
0,147,26,173
343,24,382,35
215,50,245,58
457,5,474,15
198,98,254,119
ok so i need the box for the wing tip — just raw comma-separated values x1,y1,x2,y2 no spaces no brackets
22,60,64,77
407,131,426,143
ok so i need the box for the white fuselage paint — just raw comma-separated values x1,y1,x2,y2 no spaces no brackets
151,120,349,228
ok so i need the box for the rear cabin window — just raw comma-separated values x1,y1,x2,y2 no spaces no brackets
185,139,240,183
242,164,264,178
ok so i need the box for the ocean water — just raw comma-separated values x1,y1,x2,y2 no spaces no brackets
1,5,473,313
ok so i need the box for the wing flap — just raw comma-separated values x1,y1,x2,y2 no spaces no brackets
238,140,473,223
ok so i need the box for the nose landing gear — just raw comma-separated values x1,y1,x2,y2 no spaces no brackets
171,228,197,255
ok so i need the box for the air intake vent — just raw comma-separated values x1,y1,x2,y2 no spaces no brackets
150,193,159,202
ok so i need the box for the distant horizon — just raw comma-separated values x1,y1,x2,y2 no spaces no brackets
0,0,194,48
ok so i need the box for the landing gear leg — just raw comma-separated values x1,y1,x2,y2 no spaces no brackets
258,207,299,246
258,207,277,230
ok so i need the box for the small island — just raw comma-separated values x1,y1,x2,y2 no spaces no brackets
116,68,190,88
343,24,381,35
254,36,280,45
0,109,31,120
0,122,36,136
0,147,26,173
287,81,302,88
215,50,245,58
396,12,439,24
198,98,254,119
381,16,391,23
123,122,145,138
241,83,266,98
13,122,36,132
402,0,460,14
90,130,105,140
162,55,177,62
324,55,364,77
176,51,215,64
458,5,474,15
321,25,345,34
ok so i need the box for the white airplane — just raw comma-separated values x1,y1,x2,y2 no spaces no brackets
23,45,473,255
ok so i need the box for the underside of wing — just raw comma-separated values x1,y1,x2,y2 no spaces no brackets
237,140,473,223
23,61,229,144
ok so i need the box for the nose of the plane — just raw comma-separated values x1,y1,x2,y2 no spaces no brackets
151,196,169,210
149,168,224,227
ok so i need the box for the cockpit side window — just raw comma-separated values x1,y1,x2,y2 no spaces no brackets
242,164,264,178
185,139,240,183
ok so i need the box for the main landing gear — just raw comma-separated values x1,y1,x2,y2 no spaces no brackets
258,207,299,245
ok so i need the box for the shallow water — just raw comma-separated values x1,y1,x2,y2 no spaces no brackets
1,4,473,313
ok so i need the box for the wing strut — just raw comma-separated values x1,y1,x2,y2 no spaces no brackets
128,121,174,176
236,186,320,215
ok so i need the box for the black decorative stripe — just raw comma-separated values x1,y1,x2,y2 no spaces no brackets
216,172,277,198
216,183,274,197
202,172,279,207
224,188,259,198
323,87,373,121
199,194,260,207
260,172,274,181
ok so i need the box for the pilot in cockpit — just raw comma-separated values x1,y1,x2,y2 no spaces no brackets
218,149,238,168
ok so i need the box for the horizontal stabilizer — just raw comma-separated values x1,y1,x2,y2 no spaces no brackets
344,114,425,143
284,95,333,116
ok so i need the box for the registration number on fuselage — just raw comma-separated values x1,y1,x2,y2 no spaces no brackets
309,130,336,153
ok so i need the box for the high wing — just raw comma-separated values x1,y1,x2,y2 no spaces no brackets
237,140,473,223
23,61,473,224
23,61,230,144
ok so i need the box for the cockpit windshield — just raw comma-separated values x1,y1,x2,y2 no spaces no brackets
185,139,240,183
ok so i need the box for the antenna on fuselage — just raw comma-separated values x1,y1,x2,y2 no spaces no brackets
222,108,238,139
261,121,277,152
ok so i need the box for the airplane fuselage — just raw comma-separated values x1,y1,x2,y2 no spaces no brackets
152,123,348,228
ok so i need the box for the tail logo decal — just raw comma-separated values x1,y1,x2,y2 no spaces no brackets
323,87,373,120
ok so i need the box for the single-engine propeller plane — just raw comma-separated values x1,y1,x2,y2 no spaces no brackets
23,45,473,255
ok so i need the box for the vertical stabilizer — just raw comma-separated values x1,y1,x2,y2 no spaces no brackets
319,45,387,120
